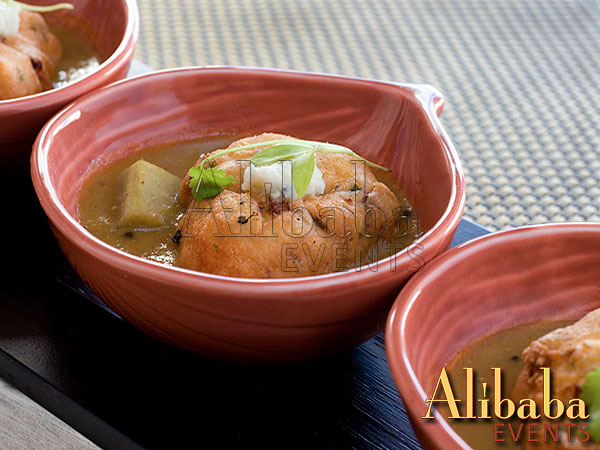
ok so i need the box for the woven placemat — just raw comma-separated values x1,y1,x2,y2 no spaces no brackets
134,0,600,231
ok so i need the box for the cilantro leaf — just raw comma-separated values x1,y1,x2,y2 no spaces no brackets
291,151,315,197
188,166,234,200
187,138,391,200
250,143,312,166
251,142,316,198
8,0,74,13
581,366,600,442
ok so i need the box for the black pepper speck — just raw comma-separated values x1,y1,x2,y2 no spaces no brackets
172,230,182,244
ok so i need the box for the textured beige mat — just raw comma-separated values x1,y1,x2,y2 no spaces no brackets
134,0,600,231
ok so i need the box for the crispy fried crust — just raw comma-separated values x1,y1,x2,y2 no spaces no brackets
514,309,600,449
0,42,42,99
0,10,61,99
3,33,54,89
176,133,401,278
513,309,600,405
17,10,62,63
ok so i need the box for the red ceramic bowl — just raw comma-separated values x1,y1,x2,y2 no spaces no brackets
0,0,138,145
386,223,600,449
32,67,465,363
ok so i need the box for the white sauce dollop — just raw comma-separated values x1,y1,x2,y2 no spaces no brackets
242,160,325,201
0,3,21,38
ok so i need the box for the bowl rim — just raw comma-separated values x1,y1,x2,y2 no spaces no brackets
0,0,139,109
31,66,466,289
385,222,600,450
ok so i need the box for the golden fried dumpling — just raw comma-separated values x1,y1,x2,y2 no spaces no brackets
176,133,401,278
513,309,600,405
0,42,42,99
16,10,62,63
3,32,55,89
0,9,62,99
514,309,600,450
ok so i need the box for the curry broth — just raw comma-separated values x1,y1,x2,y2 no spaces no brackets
78,138,232,265
50,26,100,88
78,137,419,273
443,321,573,450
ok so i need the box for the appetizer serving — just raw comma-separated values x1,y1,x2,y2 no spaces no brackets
445,310,600,449
0,0,99,100
386,224,600,450
78,133,419,278
33,67,463,362
0,0,136,144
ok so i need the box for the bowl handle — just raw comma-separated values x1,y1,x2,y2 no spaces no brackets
407,83,445,117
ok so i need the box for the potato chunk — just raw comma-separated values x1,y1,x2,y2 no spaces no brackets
119,160,181,228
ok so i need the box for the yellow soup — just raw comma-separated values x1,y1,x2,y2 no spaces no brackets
78,137,420,276
443,321,573,450
50,26,101,88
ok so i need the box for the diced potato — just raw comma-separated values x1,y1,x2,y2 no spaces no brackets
119,159,181,228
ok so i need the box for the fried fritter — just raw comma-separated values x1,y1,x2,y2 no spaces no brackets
3,33,54,89
0,42,42,99
176,133,402,278
0,10,62,99
513,309,600,405
514,309,600,449
16,10,62,63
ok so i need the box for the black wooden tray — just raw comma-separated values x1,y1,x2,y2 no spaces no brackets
0,65,490,449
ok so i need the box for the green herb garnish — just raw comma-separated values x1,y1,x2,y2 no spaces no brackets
2,0,74,13
188,138,390,201
188,165,235,199
581,366,600,442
